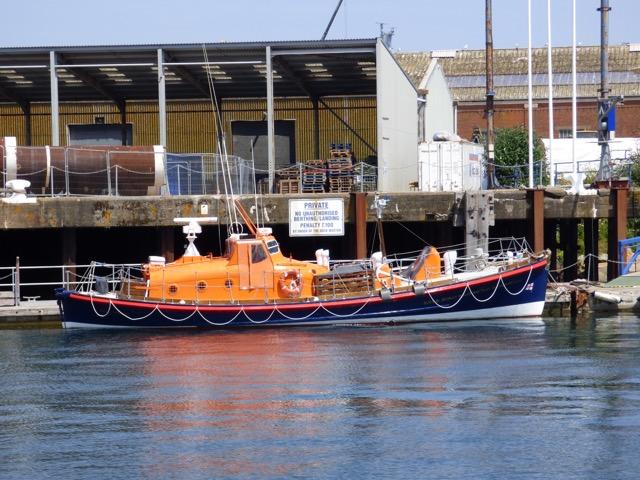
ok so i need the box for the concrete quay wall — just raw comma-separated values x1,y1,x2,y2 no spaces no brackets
0,188,632,230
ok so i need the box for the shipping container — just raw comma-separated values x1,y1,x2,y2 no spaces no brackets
418,140,484,192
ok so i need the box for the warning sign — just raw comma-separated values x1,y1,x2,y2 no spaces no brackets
289,198,345,237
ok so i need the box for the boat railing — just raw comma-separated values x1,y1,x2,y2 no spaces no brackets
70,262,145,295
0,259,141,306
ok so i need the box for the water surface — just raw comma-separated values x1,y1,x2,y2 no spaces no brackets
1,316,639,479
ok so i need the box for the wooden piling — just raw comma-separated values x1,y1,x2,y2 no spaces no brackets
62,228,77,288
584,218,599,282
560,220,578,281
160,227,175,263
545,219,558,275
607,187,629,281
570,288,578,317
528,188,544,253
353,192,368,259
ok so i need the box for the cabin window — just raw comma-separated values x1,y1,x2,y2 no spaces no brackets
168,284,178,295
196,281,207,291
266,240,279,254
251,244,268,264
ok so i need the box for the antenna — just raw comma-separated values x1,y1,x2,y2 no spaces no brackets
174,217,218,257
377,22,395,48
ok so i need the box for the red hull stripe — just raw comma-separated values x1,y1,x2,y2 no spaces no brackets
69,259,547,313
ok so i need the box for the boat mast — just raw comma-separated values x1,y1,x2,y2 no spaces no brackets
203,44,241,234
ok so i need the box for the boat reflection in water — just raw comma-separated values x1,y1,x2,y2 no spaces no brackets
130,320,546,476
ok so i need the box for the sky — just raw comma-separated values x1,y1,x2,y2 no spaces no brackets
0,0,636,52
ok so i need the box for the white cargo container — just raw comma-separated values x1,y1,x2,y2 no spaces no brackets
418,140,484,192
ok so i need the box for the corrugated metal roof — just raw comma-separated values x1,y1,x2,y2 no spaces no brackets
0,39,379,53
395,44,640,101
0,39,378,103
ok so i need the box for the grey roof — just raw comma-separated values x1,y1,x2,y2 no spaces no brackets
395,44,640,102
0,39,378,103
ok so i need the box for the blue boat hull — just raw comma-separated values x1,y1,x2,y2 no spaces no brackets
55,260,548,328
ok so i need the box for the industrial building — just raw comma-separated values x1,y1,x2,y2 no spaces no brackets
0,39,460,191
0,38,456,194
396,43,640,141
4,40,635,195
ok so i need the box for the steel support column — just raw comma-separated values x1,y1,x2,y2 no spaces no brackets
157,49,167,147
312,97,320,159
528,188,545,253
118,101,127,146
266,46,275,192
21,102,31,146
608,187,628,280
49,51,59,146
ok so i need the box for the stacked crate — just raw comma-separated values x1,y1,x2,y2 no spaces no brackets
327,144,353,193
277,164,301,194
301,160,326,193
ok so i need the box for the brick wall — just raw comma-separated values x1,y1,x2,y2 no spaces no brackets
456,98,640,141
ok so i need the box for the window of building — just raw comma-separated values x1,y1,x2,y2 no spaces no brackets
558,129,598,139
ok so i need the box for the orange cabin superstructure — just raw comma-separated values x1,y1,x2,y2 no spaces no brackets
141,234,329,303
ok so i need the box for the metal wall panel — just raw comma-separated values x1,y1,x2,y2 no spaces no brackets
0,104,25,142
0,97,377,162
377,40,419,192
424,63,455,140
